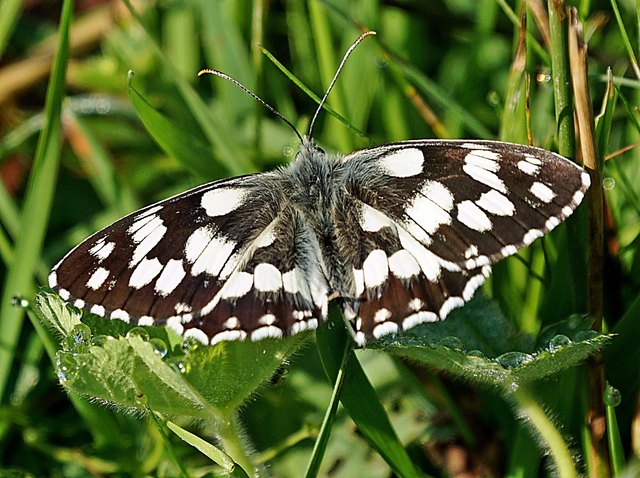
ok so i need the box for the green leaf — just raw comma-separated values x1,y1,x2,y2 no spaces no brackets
0,0,72,401
128,74,229,180
317,309,421,478
37,292,312,415
371,298,610,390
166,420,250,478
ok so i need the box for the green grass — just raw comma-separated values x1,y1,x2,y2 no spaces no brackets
1,0,639,476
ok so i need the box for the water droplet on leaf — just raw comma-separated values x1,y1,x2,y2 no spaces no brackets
66,324,92,353
497,351,532,369
604,384,621,407
150,338,168,358
10,295,29,309
56,352,80,384
548,334,572,352
574,330,598,341
467,349,486,359
437,336,465,352
126,327,150,341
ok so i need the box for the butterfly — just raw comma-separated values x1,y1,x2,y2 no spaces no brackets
49,135,590,347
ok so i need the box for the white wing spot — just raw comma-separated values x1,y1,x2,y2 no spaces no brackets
530,182,556,203
185,226,214,263
73,299,85,309
572,190,585,206
201,188,246,217
464,245,479,259
406,189,452,236
191,236,236,277
409,298,424,311
223,317,241,329
155,259,187,296
374,308,392,323
211,330,247,345
130,223,167,267
111,309,130,323
500,245,518,256
174,302,192,314
462,274,486,301
49,271,58,288
89,240,115,261
221,272,254,299
373,321,398,339
166,316,184,335
139,316,155,326
362,249,389,288
360,203,394,232
517,160,539,176
388,249,420,279
524,153,542,166
251,326,283,341
464,150,500,172
397,229,441,282
87,267,110,290
129,257,163,289
258,314,277,326
523,228,544,244
457,200,492,232
476,190,515,216
131,215,163,243
463,163,507,193
90,304,105,316
282,268,302,295
402,311,438,330
184,328,209,345
379,148,424,177
545,216,561,230
352,268,365,295
421,180,454,211
439,296,465,318
254,263,282,292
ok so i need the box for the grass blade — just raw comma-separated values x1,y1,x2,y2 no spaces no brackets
0,0,72,401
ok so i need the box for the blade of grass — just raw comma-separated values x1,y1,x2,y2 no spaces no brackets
569,8,609,477
0,0,22,59
0,0,72,402
316,310,422,478
608,0,640,80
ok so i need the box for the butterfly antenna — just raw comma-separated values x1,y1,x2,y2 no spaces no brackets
198,69,304,143
308,31,377,139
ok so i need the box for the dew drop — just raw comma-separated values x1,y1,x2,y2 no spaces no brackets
126,327,150,341
56,352,80,384
604,384,622,407
536,72,551,83
10,295,29,309
181,336,201,354
486,91,500,107
150,338,168,358
602,177,615,191
168,359,190,374
467,349,486,359
134,391,148,407
574,330,598,341
548,334,572,352
66,324,92,353
497,351,532,369
437,336,466,352
283,146,294,158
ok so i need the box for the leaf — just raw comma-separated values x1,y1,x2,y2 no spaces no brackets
127,74,229,180
166,420,250,478
37,292,312,415
371,297,610,390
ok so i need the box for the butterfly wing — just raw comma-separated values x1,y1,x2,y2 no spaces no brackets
335,140,590,344
49,173,330,344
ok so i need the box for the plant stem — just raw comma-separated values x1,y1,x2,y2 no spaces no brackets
304,337,352,478
512,385,578,478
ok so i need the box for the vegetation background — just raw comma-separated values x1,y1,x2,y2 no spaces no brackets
0,0,638,477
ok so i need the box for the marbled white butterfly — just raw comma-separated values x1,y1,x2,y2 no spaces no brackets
48,35,591,347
